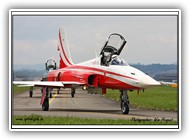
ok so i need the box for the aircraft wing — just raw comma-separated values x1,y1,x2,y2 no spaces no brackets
13,81,85,87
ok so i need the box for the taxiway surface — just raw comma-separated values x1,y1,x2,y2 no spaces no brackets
13,89,177,120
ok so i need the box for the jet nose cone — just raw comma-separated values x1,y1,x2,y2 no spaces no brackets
140,75,161,88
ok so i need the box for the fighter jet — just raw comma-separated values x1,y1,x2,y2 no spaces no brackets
13,28,160,114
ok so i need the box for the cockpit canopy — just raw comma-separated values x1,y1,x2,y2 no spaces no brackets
100,33,126,56
100,33,127,66
46,58,57,71
111,56,128,66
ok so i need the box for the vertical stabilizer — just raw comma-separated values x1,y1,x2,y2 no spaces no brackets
57,28,73,68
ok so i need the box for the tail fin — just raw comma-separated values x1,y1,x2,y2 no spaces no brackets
57,28,73,68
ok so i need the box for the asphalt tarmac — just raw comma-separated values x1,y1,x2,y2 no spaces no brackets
13,89,177,120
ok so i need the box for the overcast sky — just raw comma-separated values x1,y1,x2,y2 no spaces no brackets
13,15,177,65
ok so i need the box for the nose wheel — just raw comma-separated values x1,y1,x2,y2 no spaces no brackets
120,90,129,114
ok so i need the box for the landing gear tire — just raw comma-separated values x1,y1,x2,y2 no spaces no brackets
120,90,130,114
29,87,33,98
41,87,49,111
29,91,33,98
50,92,52,98
42,98,49,111
121,101,129,114
71,92,75,98
71,88,75,98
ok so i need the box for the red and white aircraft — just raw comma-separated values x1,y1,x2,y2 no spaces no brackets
13,28,160,114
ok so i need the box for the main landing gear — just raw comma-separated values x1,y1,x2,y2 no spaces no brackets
71,88,75,98
29,87,33,98
49,88,53,98
40,87,76,111
120,90,130,114
41,87,49,111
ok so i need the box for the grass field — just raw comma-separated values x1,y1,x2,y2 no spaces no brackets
105,86,178,111
13,85,30,94
13,114,177,125
13,85,38,95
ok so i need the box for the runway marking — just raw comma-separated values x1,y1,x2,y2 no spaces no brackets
49,91,58,104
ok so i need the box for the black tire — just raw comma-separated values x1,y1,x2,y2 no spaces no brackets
50,93,52,98
29,91,33,98
121,101,129,114
71,89,75,98
42,98,49,111
71,92,75,98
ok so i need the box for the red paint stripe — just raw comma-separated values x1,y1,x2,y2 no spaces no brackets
67,65,138,80
59,30,72,65
59,53,68,68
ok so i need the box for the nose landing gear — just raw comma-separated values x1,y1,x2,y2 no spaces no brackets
120,90,130,114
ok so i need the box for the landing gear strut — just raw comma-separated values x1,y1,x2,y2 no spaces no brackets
120,90,130,114
41,87,49,111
